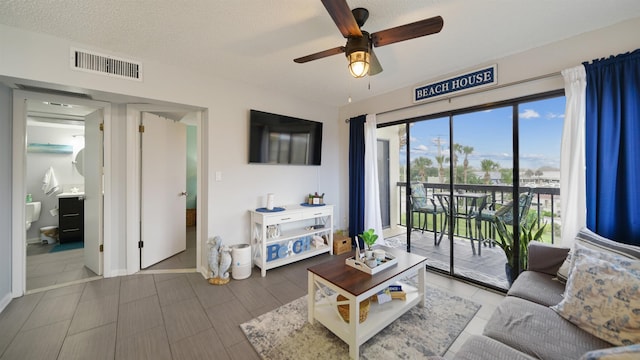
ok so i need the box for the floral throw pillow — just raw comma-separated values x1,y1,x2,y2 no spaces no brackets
551,252,640,346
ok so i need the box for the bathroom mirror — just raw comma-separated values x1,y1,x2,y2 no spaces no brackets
74,148,85,176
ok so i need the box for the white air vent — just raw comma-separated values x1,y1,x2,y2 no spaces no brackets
71,48,142,81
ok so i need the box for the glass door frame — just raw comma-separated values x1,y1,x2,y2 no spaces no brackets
380,89,564,291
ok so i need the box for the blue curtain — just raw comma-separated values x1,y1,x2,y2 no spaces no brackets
349,115,366,249
584,49,640,245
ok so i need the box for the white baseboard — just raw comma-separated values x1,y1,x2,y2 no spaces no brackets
26,237,41,244
0,292,12,314
107,269,128,278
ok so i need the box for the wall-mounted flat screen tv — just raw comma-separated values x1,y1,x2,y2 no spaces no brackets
249,109,323,165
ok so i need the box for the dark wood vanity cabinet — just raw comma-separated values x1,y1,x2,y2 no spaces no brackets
58,196,84,243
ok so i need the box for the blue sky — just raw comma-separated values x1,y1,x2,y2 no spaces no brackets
400,96,566,170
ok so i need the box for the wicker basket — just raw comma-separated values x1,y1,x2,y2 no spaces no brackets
336,294,370,323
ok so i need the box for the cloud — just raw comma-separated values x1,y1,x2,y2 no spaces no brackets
519,109,540,119
412,144,429,153
546,112,565,119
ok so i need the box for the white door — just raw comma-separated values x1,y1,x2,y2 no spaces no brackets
83,109,103,275
141,112,187,268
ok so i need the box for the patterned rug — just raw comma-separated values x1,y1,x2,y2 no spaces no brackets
241,280,481,359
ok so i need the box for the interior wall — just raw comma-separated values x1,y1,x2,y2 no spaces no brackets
0,24,341,276
0,83,13,309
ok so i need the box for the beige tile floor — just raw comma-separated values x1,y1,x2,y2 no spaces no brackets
26,226,197,291
1,253,505,360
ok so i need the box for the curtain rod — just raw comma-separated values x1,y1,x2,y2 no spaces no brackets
344,71,561,122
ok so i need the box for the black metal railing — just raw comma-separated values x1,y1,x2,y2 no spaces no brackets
397,182,561,244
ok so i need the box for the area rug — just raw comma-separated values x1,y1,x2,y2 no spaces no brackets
241,280,481,359
49,241,84,253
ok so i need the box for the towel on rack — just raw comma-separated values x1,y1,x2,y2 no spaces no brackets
42,166,60,196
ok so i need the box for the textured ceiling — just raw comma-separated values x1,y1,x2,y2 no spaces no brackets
1,0,640,107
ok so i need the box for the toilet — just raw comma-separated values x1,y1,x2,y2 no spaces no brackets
25,201,41,231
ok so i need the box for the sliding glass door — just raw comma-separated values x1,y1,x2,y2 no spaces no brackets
377,91,565,291
450,107,513,288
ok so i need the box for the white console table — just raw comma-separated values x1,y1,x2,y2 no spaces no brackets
250,204,333,277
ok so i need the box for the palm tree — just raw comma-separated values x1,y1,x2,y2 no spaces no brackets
462,146,474,184
411,157,433,181
481,159,500,184
452,143,462,183
435,155,446,183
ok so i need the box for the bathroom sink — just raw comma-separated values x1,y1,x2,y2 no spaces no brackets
56,192,85,198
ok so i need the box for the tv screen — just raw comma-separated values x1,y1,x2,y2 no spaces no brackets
249,110,323,165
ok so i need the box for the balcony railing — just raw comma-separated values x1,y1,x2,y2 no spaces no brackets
396,182,561,244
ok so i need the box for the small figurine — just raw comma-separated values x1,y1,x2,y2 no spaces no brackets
218,245,232,280
208,236,232,285
207,237,221,278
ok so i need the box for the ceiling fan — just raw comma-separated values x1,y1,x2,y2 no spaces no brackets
294,0,444,78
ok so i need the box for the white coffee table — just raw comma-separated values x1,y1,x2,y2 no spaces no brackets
307,246,427,359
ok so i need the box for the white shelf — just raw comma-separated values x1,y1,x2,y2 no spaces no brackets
265,226,329,244
251,204,333,277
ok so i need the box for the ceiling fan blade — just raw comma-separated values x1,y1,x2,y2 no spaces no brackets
369,49,383,76
321,0,362,38
371,16,443,47
294,46,345,63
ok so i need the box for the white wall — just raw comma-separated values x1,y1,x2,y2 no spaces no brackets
0,24,341,276
337,17,640,226
0,83,13,310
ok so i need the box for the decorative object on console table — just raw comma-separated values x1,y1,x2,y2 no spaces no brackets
266,193,275,210
307,192,324,205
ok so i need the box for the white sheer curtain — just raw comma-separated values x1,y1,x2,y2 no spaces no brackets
364,114,386,245
560,65,587,247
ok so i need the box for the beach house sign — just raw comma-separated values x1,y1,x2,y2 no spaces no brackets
414,64,497,103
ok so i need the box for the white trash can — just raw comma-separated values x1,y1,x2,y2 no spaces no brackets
231,244,252,280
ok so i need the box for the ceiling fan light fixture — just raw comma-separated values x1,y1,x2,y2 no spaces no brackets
347,50,370,78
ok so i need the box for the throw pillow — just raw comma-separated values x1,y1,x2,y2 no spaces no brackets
556,228,640,283
551,252,640,346
579,344,640,360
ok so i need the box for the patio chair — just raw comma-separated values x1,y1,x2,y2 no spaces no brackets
437,192,489,255
410,182,446,246
477,192,534,247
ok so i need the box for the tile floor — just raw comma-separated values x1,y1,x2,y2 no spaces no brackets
26,226,197,291
1,253,505,360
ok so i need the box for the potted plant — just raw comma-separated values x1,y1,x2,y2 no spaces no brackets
494,218,546,286
359,228,378,259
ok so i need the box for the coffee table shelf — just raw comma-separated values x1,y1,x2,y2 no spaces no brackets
313,282,420,345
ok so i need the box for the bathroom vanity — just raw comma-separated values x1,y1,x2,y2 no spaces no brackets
58,194,84,244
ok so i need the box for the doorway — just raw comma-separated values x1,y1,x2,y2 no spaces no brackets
12,90,110,295
125,105,203,274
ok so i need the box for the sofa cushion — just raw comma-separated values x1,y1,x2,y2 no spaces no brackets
551,250,640,346
452,335,536,360
507,271,565,306
557,228,640,283
484,297,611,360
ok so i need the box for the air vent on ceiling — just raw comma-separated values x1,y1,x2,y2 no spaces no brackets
71,48,143,81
